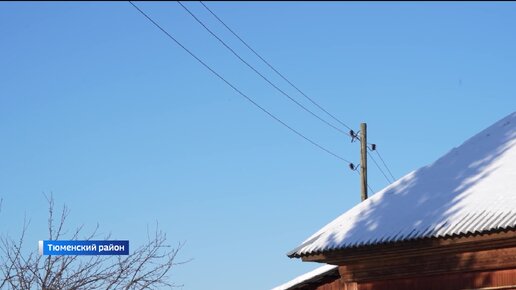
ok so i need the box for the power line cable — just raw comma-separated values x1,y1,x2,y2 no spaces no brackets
129,1,352,164
133,1,390,191
375,149,396,181
177,1,349,136
185,2,401,188
200,1,354,132
367,151,393,185
199,1,397,186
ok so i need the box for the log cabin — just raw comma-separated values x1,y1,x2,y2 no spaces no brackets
274,113,516,290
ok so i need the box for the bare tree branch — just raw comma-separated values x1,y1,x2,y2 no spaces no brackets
0,195,185,289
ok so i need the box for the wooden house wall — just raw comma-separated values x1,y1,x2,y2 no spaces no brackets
357,268,516,290
296,268,516,290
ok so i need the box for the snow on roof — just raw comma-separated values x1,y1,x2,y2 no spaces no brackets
289,112,516,258
271,265,338,290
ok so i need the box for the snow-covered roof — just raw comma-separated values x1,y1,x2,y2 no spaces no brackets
289,112,516,258
271,265,338,290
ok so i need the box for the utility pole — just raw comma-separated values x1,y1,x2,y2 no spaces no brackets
360,123,368,201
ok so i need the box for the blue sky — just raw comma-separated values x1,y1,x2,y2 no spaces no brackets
1,2,515,289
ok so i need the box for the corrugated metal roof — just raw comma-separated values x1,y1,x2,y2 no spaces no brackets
289,112,516,258
271,265,338,290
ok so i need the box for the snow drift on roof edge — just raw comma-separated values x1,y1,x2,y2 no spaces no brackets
289,112,516,257
271,265,337,290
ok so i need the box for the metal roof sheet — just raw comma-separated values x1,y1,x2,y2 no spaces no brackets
289,112,516,258
271,265,338,290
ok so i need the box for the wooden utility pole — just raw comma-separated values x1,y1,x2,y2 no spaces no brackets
360,123,368,201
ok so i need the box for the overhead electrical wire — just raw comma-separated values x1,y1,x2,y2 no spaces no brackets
375,149,396,181
133,1,396,191
198,1,397,185
352,129,393,185
176,1,349,136
129,1,353,164
199,1,354,132
367,151,393,185
364,141,396,183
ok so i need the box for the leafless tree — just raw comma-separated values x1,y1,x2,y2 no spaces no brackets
0,195,186,289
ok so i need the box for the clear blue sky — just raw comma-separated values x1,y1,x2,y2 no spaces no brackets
1,2,515,289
